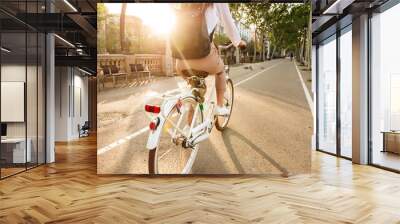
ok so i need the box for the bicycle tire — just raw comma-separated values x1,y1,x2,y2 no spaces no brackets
215,78,234,131
148,96,203,174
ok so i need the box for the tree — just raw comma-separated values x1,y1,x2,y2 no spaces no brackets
97,3,107,54
230,3,271,62
120,3,127,53
105,15,120,54
213,32,230,46
229,3,310,62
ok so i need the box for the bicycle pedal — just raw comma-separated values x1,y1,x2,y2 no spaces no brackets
216,114,229,118
182,139,195,149
172,136,185,146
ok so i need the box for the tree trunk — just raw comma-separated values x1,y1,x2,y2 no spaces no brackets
235,47,240,64
271,45,276,59
303,31,307,64
104,15,108,54
262,34,265,61
253,27,257,63
299,35,304,64
120,3,127,53
306,8,312,70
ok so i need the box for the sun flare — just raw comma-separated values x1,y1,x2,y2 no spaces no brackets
104,3,176,36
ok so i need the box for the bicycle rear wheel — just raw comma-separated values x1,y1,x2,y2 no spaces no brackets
148,97,203,174
216,78,234,131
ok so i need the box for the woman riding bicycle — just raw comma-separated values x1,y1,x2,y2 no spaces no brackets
171,3,246,116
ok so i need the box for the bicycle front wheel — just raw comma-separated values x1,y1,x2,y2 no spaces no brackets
148,97,203,174
216,78,234,131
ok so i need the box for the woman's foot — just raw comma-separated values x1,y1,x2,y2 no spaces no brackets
215,106,230,116
182,125,191,135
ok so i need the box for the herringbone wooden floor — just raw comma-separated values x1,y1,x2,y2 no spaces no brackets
1,135,400,223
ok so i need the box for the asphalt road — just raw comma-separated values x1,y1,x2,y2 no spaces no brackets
97,59,312,175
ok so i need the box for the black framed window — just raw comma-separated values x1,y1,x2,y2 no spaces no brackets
315,22,353,159
317,34,337,155
0,0,47,179
339,25,352,159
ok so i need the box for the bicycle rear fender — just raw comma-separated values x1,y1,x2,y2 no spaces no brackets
146,100,176,150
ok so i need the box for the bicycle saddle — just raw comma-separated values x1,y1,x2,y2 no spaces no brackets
181,69,209,78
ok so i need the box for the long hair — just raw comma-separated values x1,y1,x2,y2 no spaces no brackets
204,3,213,9
172,3,213,11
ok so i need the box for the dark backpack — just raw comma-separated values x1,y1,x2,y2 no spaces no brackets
170,3,211,60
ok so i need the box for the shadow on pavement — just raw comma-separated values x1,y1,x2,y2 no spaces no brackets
221,128,289,176
192,139,229,174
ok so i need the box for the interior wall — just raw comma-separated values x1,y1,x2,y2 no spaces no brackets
1,64,31,138
55,66,70,141
55,67,89,141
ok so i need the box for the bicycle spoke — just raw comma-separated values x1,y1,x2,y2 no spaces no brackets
158,147,175,160
164,116,186,137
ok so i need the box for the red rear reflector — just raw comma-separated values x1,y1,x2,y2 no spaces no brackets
149,122,157,130
149,118,160,131
145,105,160,113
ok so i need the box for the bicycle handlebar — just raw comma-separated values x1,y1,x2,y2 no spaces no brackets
218,43,234,50
218,42,246,50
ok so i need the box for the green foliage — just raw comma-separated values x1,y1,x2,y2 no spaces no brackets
97,3,310,63
213,32,230,46
105,15,120,54
229,3,310,59
97,3,107,53
97,3,107,22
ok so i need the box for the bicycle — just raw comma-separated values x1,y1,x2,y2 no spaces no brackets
144,44,235,174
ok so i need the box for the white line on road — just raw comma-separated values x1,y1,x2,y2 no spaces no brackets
234,61,283,87
97,127,149,155
293,61,313,116
97,87,183,155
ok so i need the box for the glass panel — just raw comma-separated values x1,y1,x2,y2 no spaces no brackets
26,0,39,169
340,27,352,158
0,0,46,178
371,4,400,171
1,31,27,177
27,31,38,169
318,35,337,154
38,32,45,165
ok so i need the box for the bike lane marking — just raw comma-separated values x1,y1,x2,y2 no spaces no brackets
293,61,313,116
97,60,283,156
228,60,281,82
98,126,149,155
233,61,283,87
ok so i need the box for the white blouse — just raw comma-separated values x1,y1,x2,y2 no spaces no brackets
205,3,241,47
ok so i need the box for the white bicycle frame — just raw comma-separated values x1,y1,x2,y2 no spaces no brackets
146,74,227,150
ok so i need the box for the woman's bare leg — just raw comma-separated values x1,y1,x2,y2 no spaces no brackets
215,71,226,107
187,105,194,126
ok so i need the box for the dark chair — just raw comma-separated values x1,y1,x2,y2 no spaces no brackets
101,65,111,75
100,65,112,88
129,64,139,80
109,64,128,86
129,63,151,81
78,121,90,138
